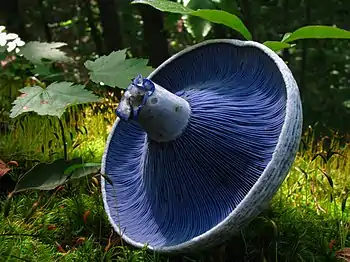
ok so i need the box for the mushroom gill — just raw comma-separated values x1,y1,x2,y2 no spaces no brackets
101,39,302,253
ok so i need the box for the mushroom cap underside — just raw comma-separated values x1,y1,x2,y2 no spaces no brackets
101,39,302,253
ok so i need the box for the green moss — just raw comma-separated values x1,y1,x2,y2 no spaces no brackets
1,108,349,261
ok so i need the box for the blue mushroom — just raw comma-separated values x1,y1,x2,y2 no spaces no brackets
101,39,303,253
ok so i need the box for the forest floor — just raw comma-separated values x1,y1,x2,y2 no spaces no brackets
0,110,349,262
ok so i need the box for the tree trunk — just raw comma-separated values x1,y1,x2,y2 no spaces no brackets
84,0,103,55
300,0,311,92
38,0,52,42
213,24,228,39
137,4,169,67
0,0,29,40
97,0,123,53
282,0,290,64
240,0,255,40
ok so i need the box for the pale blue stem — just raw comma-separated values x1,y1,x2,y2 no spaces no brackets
116,75,191,142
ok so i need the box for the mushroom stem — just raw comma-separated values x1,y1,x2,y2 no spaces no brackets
116,74,191,142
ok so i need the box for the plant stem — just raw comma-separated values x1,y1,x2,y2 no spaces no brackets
58,118,68,161
0,233,40,238
6,255,30,262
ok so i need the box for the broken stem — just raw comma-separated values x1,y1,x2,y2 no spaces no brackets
116,74,191,142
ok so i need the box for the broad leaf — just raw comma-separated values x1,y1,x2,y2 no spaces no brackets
0,49,6,60
20,41,73,64
281,33,291,42
31,63,52,76
10,82,101,118
182,0,215,40
282,25,350,43
134,0,193,13
132,0,252,40
14,158,82,192
64,162,101,180
85,49,153,89
263,41,292,52
191,10,251,40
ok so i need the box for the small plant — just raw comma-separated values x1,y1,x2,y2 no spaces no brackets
1,29,153,216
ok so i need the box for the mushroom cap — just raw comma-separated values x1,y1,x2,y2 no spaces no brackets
101,39,303,253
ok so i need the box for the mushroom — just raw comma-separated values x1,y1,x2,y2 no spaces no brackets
101,39,303,253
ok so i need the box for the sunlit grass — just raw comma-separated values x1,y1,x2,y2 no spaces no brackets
277,128,350,220
0,105,114,164
0,178,162,261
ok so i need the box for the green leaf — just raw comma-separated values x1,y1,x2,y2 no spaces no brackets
14,158,82,192
64,162,101,180
31,63,52,76
182,0,215,40
10,82,101,118
281,33,291,42
84,49,153,88
343,100,350,109
184,17,212,40
133,0,193,13
0,46,6,53
0,51,6,61
20,41,73,64
263,41,293,52
132,0,252,40
282,25,350,43
191,10,251,40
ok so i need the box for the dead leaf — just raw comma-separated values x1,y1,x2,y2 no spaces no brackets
0,167,11,177
47,225,57,230
75,237,86,245
7,161,18,166
91,177,99,187
329,240,336,250
55,185,65,192
336,247,350,261
55,242,67,254
0,160,7,168
104,229,114,252
83,210,91,224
